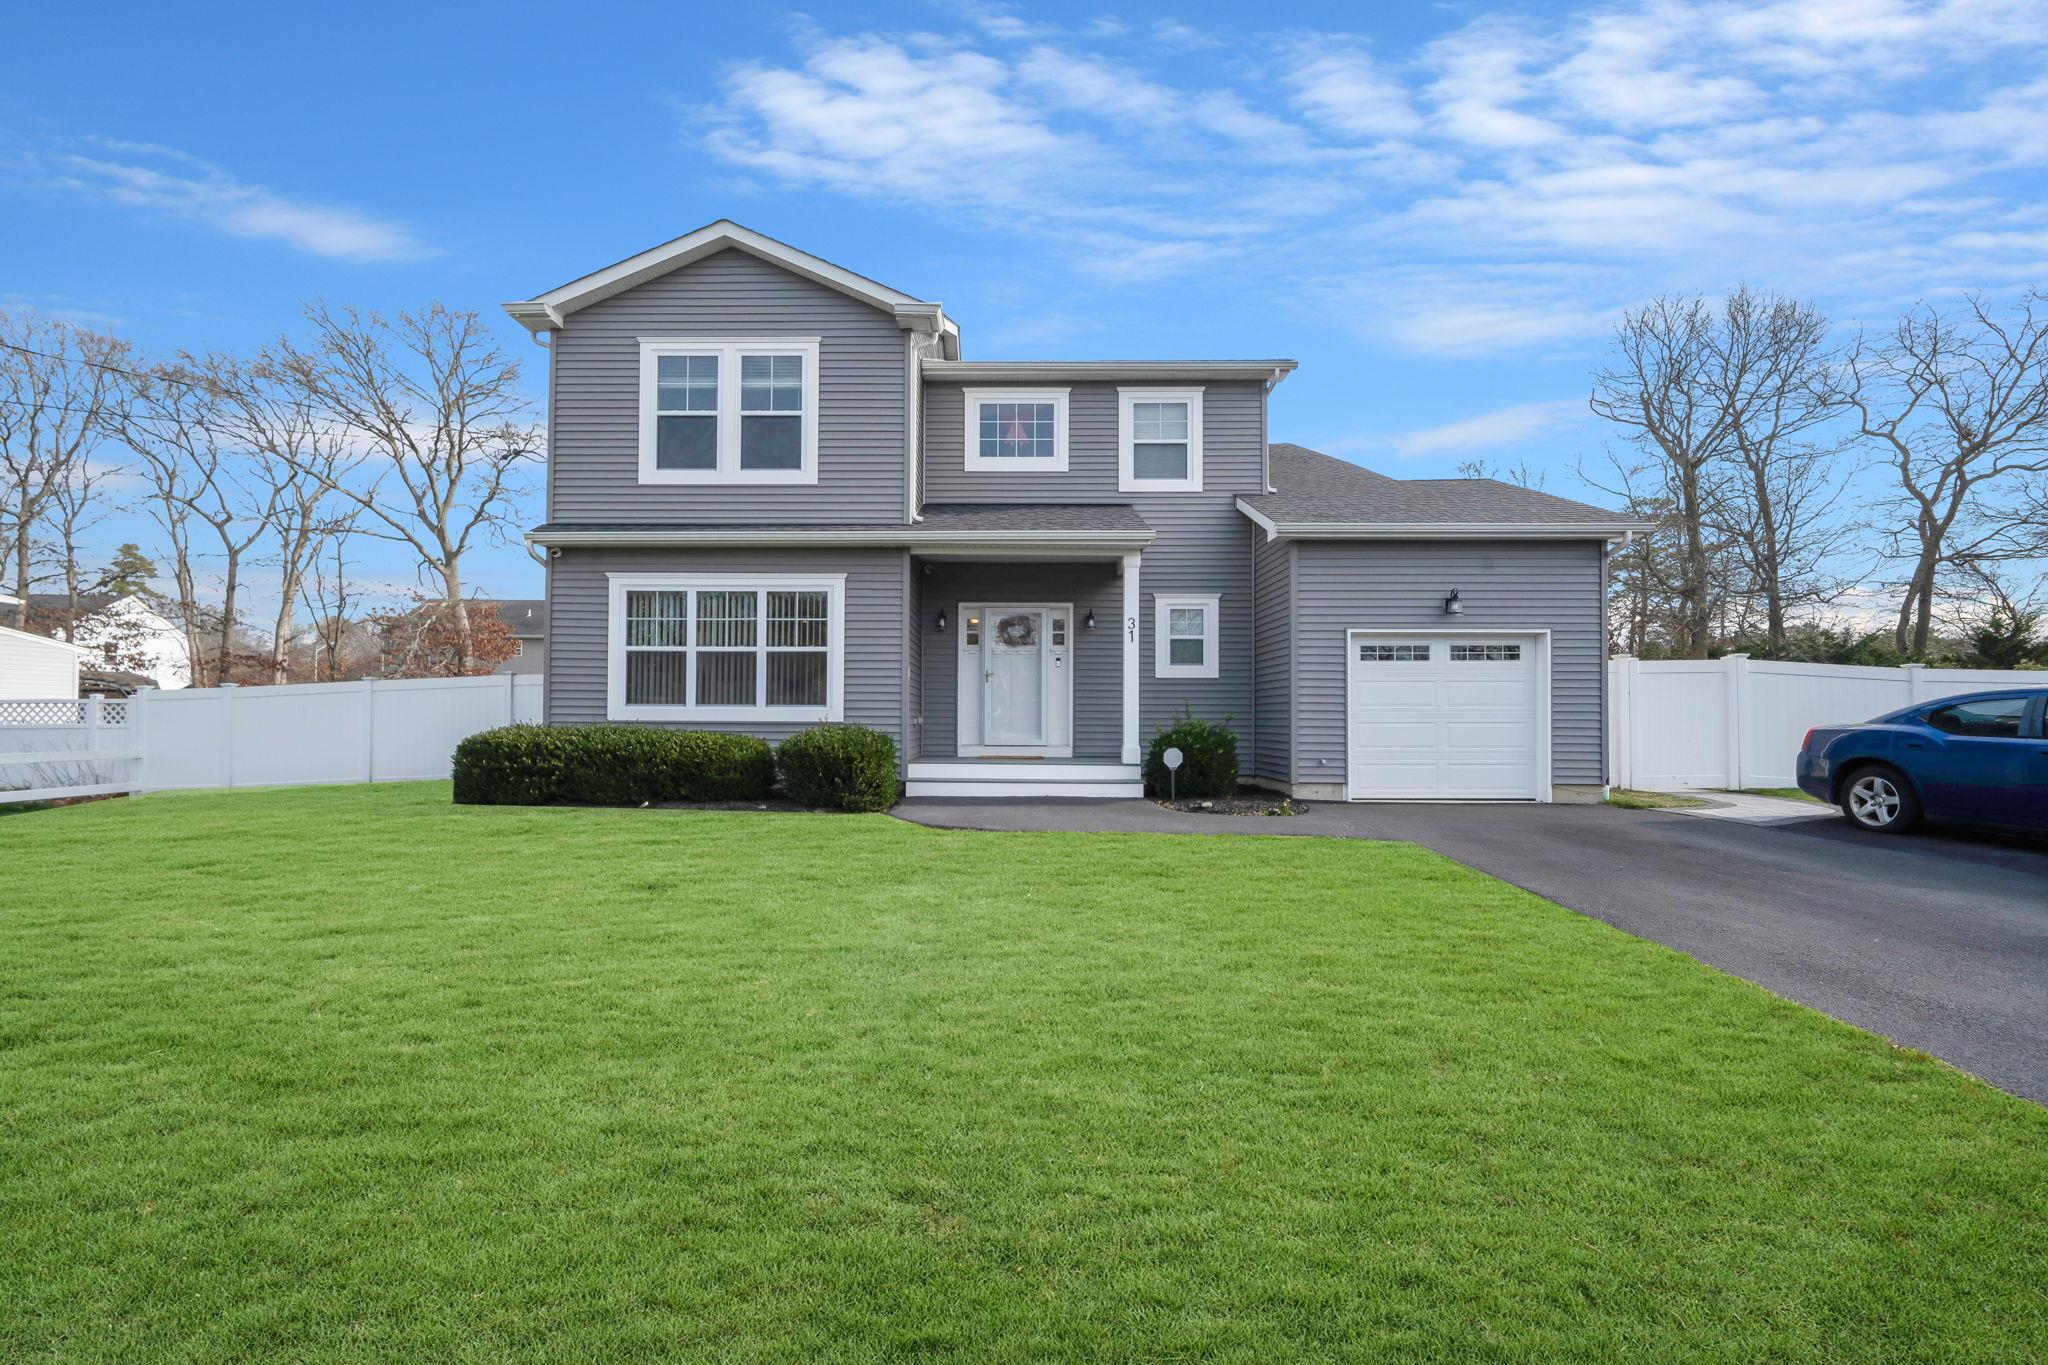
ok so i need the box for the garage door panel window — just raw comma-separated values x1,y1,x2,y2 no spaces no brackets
1360,644,1431,662
1155,595,1220,679
1451,643,1522,662
610,576,843,721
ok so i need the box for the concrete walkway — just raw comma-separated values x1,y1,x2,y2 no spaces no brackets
1667,791,1833,824
893,796,2048,1103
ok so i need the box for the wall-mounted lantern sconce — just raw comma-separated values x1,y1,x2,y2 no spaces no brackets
1084,609,1097,630
936,608,948,632
1443,589,1464,617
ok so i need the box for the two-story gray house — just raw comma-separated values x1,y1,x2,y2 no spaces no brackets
506,222,1637,801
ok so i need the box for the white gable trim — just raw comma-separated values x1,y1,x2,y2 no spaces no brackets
503,220,957,353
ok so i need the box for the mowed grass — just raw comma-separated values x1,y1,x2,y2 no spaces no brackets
1,785,2043,1362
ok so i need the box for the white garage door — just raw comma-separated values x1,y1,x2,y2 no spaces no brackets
1346,634,1542,800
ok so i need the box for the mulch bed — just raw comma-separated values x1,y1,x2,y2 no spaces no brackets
1151,788,1306,817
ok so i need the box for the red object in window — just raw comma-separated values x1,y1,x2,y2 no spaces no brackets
1004,415,1030,443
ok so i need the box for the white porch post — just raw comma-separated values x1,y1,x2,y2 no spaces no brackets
1121,552,1141,765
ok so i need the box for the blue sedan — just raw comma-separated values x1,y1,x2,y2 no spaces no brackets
1796,688,2048,835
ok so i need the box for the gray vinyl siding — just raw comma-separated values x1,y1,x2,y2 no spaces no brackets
544,547,911,765
1289,540,1608,787
548,249,908,525
917,562,1125,761
1249,533,1293,785
922,381,1262,766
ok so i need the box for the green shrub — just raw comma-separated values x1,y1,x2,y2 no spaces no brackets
452,724,775,806
1144,708,1239,799
776,724,900,812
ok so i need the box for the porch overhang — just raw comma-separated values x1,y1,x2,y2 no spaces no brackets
528,505,1154,558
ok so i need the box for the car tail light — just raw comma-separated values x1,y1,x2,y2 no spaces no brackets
1800,728,1815,752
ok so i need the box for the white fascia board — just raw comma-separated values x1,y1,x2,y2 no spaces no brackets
527,527,1153,551
503,220,939,334
924,360,1297,383
1233,501,1640,542
0,622,91,653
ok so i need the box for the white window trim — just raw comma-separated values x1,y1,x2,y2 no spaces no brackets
605,572,846,722
1154,593,1220,680
637,337,821,486
963,388,1070,473
1118,387,1204,492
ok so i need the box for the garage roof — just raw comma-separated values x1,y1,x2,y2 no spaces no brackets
1240,444,1646,541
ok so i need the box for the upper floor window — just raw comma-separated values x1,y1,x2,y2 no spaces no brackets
963,388,1070,472
638,338,819,485
1119,388,1204,492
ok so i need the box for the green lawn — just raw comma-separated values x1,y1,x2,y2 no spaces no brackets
2,785,2043,1361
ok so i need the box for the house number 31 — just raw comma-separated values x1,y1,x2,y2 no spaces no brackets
1126,615,1138,643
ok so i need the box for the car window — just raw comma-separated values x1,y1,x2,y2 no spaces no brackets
1925,697,2030,738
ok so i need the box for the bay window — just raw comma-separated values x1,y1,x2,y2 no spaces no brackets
608,573,844,721
639,338,819,484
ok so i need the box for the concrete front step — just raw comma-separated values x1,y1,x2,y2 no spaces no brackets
904,760,1143,799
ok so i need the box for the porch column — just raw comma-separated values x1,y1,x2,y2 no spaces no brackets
1121,551,1141,765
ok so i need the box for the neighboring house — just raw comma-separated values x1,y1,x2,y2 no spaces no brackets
0,594,87,699
27,593,193,691
490,599,547,675
505,221,1640,800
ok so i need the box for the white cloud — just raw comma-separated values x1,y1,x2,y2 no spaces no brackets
44,141,427,262
1343,399,1590,460
698,0,2048,352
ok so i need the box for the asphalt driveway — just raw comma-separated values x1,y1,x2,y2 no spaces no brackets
894,797,2048,1103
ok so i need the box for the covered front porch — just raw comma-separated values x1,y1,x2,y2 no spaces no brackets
905,521,1146,797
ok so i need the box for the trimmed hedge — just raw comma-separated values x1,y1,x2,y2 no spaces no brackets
452,724,775,806
776,723,900,812
1144,709,1239,799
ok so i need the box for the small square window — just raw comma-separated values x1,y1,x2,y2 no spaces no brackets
1155,595,1219,679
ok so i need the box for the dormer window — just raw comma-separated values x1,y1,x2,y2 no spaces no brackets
963,388,1070,472
1119,387,1204,492
638,337,819,485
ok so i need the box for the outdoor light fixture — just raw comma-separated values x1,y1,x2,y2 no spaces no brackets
1444,589,1464,617
1084,609,1097,630
937,608,948,632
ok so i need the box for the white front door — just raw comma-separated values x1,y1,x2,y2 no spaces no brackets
983,607,1048,745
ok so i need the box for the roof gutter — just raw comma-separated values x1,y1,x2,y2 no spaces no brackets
923,360,1296,383
1237,500,1643,543
526,526,1154,552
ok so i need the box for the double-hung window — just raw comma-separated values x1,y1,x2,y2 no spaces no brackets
1154,594,1220,680
608,573,844,721
639,338,820,485
1119,388,1203,491
963,388,1070,472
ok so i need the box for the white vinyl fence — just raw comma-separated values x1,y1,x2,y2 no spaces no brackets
1609,654,2048,791
0,674,541,805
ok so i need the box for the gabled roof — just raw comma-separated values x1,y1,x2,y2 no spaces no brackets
1240,443,1645,541
503,220,959,355
488,598,547,638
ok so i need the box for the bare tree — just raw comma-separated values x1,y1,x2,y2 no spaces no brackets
0,311,130,629
1588,296,1736,656
1836,292,2048,655
273,303,540,672
221,355,351,684
1455,457,1546,489
42,456,118,638
298,510,364,682
1703,289,1856,650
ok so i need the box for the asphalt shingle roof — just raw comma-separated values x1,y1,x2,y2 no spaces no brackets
1248,444,1636,527
489,598,547,638
914,504,1151,533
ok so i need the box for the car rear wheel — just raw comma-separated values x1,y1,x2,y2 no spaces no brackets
1840,765,1920,834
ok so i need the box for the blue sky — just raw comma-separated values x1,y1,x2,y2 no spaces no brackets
5,0,2045,612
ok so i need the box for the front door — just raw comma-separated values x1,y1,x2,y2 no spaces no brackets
983,607,1048,745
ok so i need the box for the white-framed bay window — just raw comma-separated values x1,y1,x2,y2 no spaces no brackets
638,337,820,485
1154,593,1220,680
1118,387,1203,492
963,388,1070,472
606,573,846,721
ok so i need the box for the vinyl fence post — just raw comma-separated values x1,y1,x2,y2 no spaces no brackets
129,687,152,793
1722,653,1749,791
218,683,238,789
362,676,377,784
1901,662,1926,706
1610,655,1633,790
504,670,516,726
